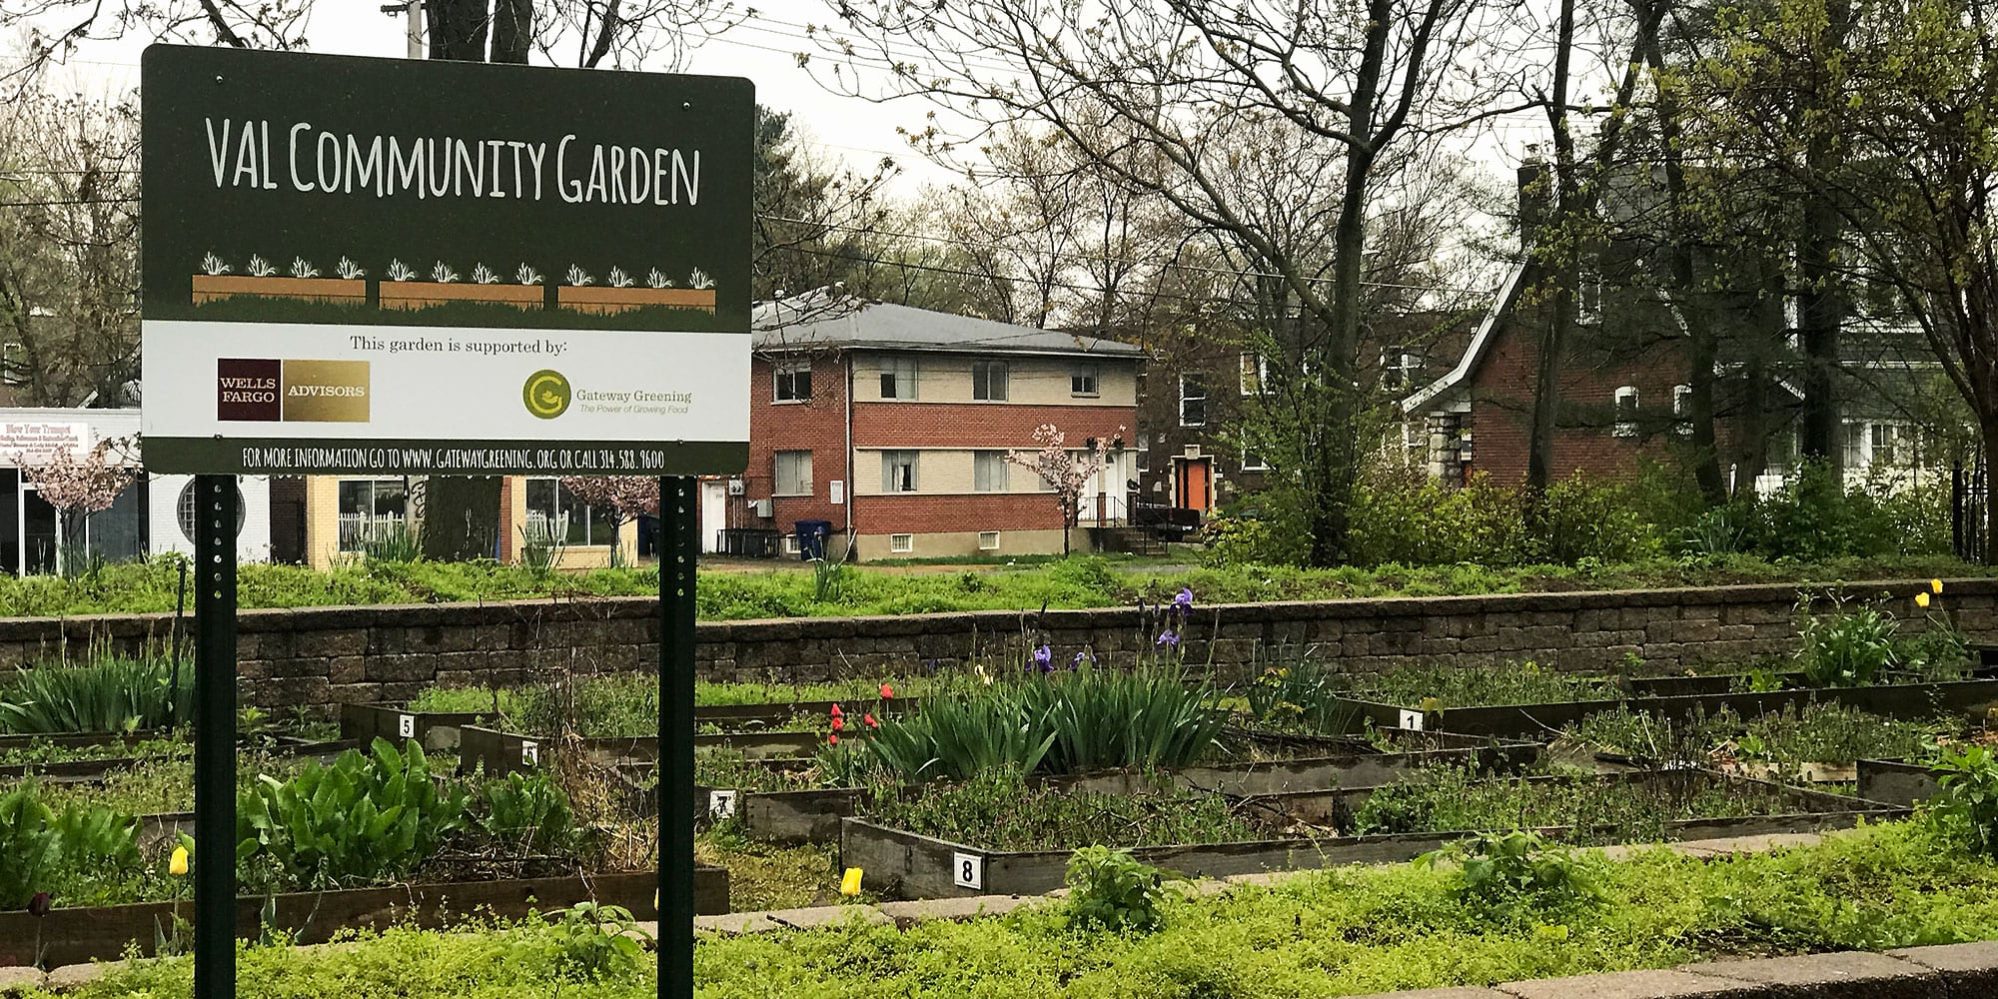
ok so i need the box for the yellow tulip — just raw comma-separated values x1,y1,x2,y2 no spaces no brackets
1933,578,1945,594
840,868,864,897
169,846,189,877
1916,592,1932,609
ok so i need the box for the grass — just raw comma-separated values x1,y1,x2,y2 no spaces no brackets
1348,662,1620,708
862,770,1278,851
1347,765,1813,843
694,828,844,910
27,820,1998,997
0,552,1976,620
1571,703,1958,769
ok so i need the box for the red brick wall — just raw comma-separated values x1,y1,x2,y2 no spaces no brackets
744,354,849,532
853,402,1132,449
1464,317,1691,483
853,493,1071,534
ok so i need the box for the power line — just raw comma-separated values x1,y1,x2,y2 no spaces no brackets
758,212,1498,297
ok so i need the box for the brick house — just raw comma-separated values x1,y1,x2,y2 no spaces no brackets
718,295,1145,561
1399,159,1952,491
1134,311,1477,515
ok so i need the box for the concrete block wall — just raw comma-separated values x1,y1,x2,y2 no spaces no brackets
0,577,1987,709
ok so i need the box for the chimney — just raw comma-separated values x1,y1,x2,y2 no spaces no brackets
1518,143,1550,245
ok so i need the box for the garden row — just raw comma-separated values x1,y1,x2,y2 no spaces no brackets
3,584,1993,968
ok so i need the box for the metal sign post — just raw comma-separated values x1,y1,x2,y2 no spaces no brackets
192,475,238,998
660,475,698,997
139,45,750,999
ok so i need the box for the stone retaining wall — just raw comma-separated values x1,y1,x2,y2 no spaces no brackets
3,577,1989,709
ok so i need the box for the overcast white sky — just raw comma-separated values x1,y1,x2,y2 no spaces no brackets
25,1,965,190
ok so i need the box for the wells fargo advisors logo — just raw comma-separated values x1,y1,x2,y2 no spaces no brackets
522,369,572,419
218,359,370,422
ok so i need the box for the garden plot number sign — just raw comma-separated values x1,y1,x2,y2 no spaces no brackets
140,45,753,476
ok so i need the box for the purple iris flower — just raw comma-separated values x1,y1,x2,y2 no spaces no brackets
1071,650,1094,670
1156,630,1180,649
1033,644,1054,672
1174,587,1195,612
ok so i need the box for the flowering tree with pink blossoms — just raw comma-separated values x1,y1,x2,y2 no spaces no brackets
17,436,139,576
1007,424,1121,556
558,476,660,566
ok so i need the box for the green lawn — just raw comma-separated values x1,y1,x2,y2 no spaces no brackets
27,819,1998,998
0,551,1978,620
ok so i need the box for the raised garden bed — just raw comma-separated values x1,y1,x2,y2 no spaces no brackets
841,768,1904,900
1563,701,1961,787
1857,758,1940,806
459,725,821,777
1328,677,1998,738
0,867,728,969
694,729,1541,845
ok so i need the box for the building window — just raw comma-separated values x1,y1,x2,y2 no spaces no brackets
889,533,914,554
972,360,1009,401
1240,436,1269,472
1672,384,1693,436
1239,353,1266,395
978,530,1000,551
882,450,920,492
1,342,23,386
1180,375,1208,427
337,478,407,552
973,450,1010,492
1578,264,1605,325
1612,386,1638,438
773,358,812,402
773,450,813,496
1381,347,1419,391
880,356,919,400
1872,422,1909,465
526,478,615,546
1070,365,1099,397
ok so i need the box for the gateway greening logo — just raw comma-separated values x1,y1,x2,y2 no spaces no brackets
522,369,571,419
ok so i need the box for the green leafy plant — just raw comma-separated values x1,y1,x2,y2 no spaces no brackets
0,785,141,910
1794,594,1898,687
236,738,470,890
1930,744,1998,856
1418,829,1598,916
478,771,583,857
810,558,850,603
1243,659,1360,734
0,652,193,734
359,522,423,564
1065,845,1176,933
543,901,650,982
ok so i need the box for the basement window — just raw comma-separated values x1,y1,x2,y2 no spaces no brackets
889,533,914,554
978,531,1000,551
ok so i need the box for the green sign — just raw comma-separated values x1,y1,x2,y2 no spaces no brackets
140,45,753,475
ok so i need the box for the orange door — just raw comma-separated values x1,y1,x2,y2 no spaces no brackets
1177,458,1212,512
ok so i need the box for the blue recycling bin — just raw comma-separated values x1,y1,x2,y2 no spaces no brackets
794,520,832,561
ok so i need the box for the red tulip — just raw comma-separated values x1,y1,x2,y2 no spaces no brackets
879,683,895,700
827,732,840,746
863,713,879,729
830,703,845,719
832,715,845,732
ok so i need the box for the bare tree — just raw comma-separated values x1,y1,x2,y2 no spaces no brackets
808,0,1520,563
0,86,139,406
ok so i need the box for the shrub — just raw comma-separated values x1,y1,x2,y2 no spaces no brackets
478,771,584,857
1066,846,1174,933
1418,829,1598,919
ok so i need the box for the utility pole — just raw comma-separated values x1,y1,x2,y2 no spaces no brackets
381,0,424,58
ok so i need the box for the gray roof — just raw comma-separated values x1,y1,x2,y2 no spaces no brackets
751,292,1145,359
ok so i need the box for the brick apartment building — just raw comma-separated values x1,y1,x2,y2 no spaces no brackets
717,294,1145,561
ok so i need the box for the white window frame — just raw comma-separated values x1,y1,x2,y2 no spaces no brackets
1070,364,1099,398
1672,384,1693,437
1380,347,1419,391
1240,435,1269,472
1578,264,1605,325
971,360,1009,401
1239,353,1267,396
973,450,1010,492
336,478,409,553
977,531,1000,551
1612,386,1639,438
880,356,919,401
882,450,920,493
1179,374,1209,428
1,342,24,386
773,358,811,403
889,533,915,554
773,450,813,497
